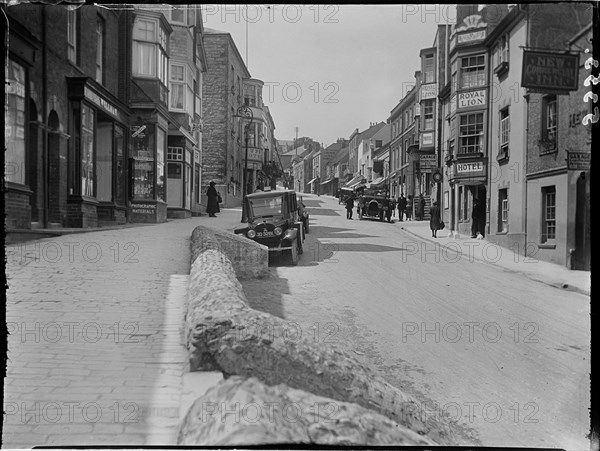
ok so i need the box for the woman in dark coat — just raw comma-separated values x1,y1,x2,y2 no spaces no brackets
429,201,442,237
206,181,220,217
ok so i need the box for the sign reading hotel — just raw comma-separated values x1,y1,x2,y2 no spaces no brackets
456,161,484,175
458,90,487,109
521,51,579,92
420,83,438,100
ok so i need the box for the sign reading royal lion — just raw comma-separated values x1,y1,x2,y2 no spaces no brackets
420,83,438,100
458,90,487,109
522,51,579,92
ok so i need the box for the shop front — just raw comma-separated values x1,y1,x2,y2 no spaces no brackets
66,78,130,227
166,134,194,219
129,115,168,223
447,157,487,236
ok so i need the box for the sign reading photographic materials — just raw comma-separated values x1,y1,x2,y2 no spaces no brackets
458,90,487,109
521,51,579,92
131,203,157,215
567,151,591,170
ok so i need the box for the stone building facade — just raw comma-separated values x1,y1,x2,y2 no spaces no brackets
200,28,250,208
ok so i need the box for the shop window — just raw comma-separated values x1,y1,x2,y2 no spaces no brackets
423,100,434,130
168,146,184,160
460,55,485,89
194,163,200,203
497,188,508,232
541,186,556,243
459,113,484,154
67,8,78,63
115,125,126,205
156,128,166,201
81,104,96,197
5,58,27,185
499,107,510,159
95,16,104,84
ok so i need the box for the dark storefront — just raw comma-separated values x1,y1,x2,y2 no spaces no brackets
66,78,130,227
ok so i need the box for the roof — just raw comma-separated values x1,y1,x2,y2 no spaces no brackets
358,122,386,142
330,146,349,165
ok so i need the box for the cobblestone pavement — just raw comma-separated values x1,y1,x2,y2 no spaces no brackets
3,213,240,448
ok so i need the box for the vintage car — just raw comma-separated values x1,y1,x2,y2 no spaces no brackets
234,190,308,265
358,189,393,222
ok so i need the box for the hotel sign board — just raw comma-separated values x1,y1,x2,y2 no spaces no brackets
456,161,485,175
522,51,579,92
457,29,487,45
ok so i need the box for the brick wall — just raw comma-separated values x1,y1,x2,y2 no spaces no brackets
5,189,32,229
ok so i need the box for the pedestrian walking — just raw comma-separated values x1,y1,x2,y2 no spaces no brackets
429,201,442,238
206,181,220,217
357,193,365,219
386,196,395,222
345,195,355,220
416,193,425,221
405,195,413,221
398,194,407,221
471,198,486,238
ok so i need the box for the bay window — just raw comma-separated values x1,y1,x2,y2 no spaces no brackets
460,55,485,89
423,100,434,130
459,113,484,154
133,18,168,85
169,64,185,110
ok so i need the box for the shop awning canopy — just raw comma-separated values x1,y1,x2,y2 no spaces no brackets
344,175,366,189
320,177,337,185
367,176,386,188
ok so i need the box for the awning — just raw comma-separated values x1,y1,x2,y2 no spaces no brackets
307,177,318,184
346,177,367,189
344,175,366,188
320,177,337,185
368,176,386,188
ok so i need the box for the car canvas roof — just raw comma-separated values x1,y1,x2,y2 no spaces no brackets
246,190,296,199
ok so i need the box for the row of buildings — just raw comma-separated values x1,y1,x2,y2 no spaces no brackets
282,4,592,270
5,3,279,231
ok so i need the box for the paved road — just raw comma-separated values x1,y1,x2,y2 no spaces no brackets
241,194,591,450
3,218,213,447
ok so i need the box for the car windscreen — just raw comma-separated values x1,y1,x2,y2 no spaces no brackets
248,196,284,217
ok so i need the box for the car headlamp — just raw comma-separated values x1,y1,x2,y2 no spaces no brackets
247,229,256,238
274,227,283,236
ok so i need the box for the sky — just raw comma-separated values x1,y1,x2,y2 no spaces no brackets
202,4,457,147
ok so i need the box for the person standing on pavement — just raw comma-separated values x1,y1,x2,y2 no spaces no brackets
429,201,442,238
345,194,355,220
206,181,220,217
471,198,486,238
405,195,413,221
398,194,407,221
416,194,425,220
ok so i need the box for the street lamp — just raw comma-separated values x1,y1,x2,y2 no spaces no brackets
237,103,254,223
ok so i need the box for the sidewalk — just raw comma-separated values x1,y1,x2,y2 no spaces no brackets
397,220,590,296
3,210,242,448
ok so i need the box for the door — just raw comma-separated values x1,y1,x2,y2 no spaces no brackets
573,172,590,270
